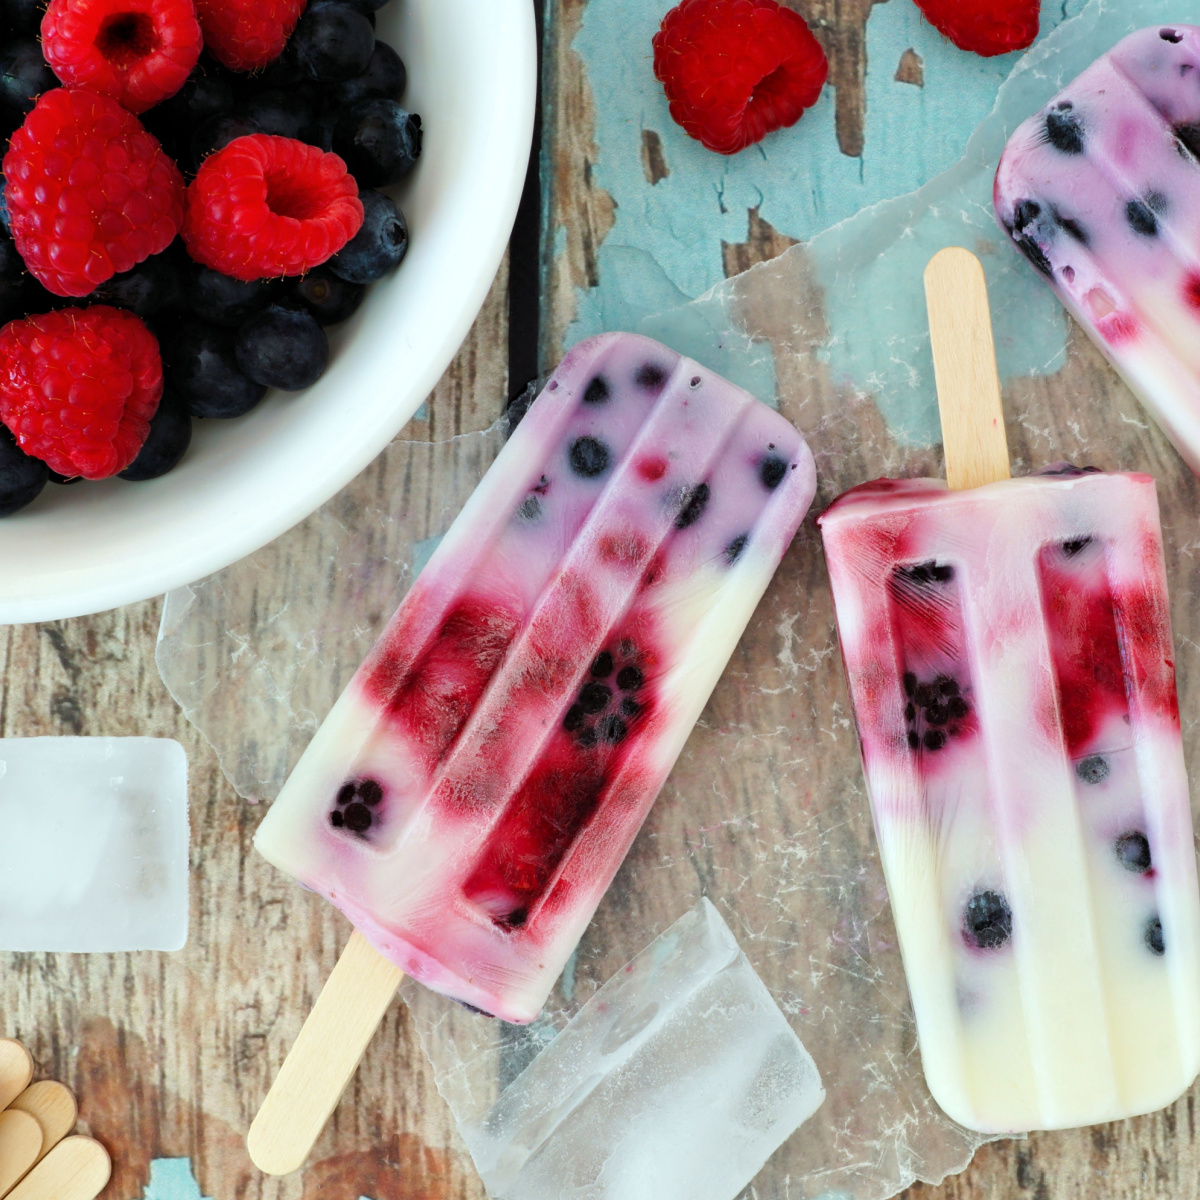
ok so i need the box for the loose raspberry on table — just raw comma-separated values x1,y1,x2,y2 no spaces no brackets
41,0,203,113
0,306,163,479
182,134,364,280
913,0,1038,57
652,0,828,155
194,0,304,72
3,88,185,297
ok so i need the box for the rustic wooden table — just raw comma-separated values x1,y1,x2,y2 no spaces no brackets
2,2,1198,1199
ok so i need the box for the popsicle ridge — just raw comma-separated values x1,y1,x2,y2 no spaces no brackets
255,333,816,1022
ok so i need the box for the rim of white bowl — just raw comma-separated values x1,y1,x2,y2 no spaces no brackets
0,0,537,625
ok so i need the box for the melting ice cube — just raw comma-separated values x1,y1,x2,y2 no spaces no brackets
460,898,824,1200
0,738,189,952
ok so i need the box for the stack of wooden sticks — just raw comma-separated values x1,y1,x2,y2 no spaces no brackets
0,1039,109,1200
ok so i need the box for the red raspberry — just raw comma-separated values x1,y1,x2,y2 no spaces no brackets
652,0,828,155
182,134,364,281
3,88,185,297
0,306,162,480
194,0,303,71
913,0,1038,57
41,0,203,114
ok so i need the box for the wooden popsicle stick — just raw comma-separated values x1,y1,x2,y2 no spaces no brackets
247,930,405,1176
0,1110,41,1198
8,1083,77,1162
0,1044,32,1112
4,1137,109,1200
924,246,1012,490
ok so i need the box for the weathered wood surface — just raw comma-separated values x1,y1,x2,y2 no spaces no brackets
2,3,1200,1200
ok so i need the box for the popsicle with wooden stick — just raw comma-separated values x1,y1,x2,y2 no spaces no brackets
817,247,1200,1133
248,332,817,1173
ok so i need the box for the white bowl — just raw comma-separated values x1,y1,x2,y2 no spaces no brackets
0,0,537,624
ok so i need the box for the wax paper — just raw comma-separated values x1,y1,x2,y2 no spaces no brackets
157,2,1200,1197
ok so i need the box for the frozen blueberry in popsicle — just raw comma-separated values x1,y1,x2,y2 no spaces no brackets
253,333,816,1023
994,24,1200,476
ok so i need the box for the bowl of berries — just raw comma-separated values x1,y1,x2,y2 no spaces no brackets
0,0,535,622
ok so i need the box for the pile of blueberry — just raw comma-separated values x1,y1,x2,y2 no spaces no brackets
0,0,417,498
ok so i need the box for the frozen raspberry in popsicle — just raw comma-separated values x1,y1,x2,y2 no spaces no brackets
253,333,816,1023
994,24,1200,476
819,249,1200,1133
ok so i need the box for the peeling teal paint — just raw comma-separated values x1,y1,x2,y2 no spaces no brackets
562,0,1086,356
141,1159,212,1200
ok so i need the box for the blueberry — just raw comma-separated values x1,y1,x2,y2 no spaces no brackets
579,682,611,714
903,672,917,696
591,650,613,677
1044,103,1084,154
913,683,935,707
963,889,1013,950
1075,755,1110,785
620,698,640,718
0,231,22,280
569,436,609,478
1062,537,1092,557
1013,232,1053,278
1161,27,1183,42
0,424,46,515
760,454,788,489
1013,198,1041,229
0,274,31,324
635,363,667,390
0,39,56,113
358,779,383,805
329,189,408,283
325,40,406,107
336,782,356,805
725,533,748,563
1145,915,1165,955
46,469,82,485
597,714,627,743
0,176,11,235
563,704,584,732
0,0,45,35
923,729,946,751
329,809,345,827
343,802,372,833
332,98,422,187
142,60,237,155
91,253,183,318
119,389,192,480
616,665,642,691
927,704,949,727
239,89,314,141
294,0,376,82
191,112,261,168
947,697,969,719
1055,212,1089,245
1115,832,1152,874
936,676,959,697
334,0,389,13
1176,123,1200,159
168,322,267,419
303,107,338,151
907,731,920,750
583,376,609,405
675,481,710,528
235,305,329,391
190,268,278,327
288,266,365,325
1126,194,1165,237
257,41,305,87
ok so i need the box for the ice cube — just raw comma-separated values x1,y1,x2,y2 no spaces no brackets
460,898,824,1200
0,738,189,952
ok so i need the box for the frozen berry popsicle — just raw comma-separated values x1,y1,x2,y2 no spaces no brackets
254,332,816,1024
818,249,1200,1133
995,25,1200,475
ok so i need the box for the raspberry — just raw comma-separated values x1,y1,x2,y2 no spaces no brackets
41,0,203,114
913,0,1038,57
194,0,303,71
182,134,364,280
652,0,828,155
3,88,185,297
0,306,163,479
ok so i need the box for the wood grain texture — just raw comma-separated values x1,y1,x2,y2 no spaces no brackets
4,1137,110,1200
925,247,1012,489
9,1082,78,1162
248,933,405,1176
